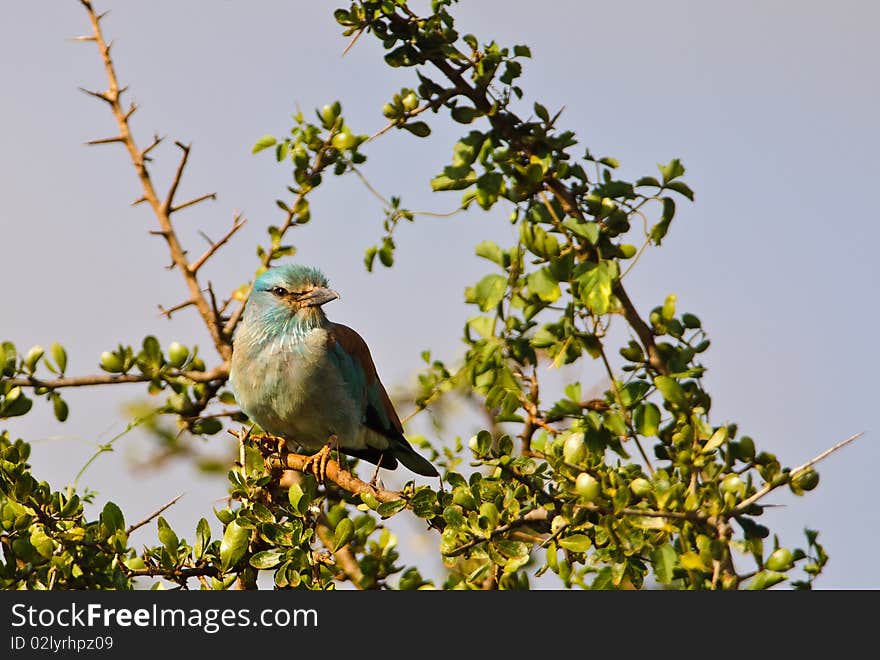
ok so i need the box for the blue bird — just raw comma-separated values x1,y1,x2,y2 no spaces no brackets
229,263,438,480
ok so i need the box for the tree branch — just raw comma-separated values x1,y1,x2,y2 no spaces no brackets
78,0,232,361
263,449,403,503
5,365,228,389
729,432,864,517
126,494,184,535
188,214,247,274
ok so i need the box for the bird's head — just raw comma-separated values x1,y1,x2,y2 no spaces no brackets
245,264,339,325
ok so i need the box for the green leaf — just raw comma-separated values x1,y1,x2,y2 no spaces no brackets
431,170,477,191
376,499,406,518
665,180,694,201
527,268,561,303
475,240,505,266
124,557,146,571
558,534,592,553
157,516,178,554
620,381,651,408
101,501,125,535
249,550,284,570
451,106,477,124
561,218,599,244
288,483,307,514
220,519,250,573
534,102,549,122
702,426,729,453
469,274,507,311
252,135,277,154
652,544,677,583
658,158,685,183
679,551,708,572
603,412,627,437
333,518,355,551
654,376,686,407
51,394,69,422
402,121,431,137
578,261,616,315
49,343,67,374
747,570,787,590
634,402,661,437
30,527,54,559
651,197,675,245
243,445,264,477
194,518,211,560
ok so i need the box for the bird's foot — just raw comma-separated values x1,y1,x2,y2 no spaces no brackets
301,437,337,484
368,455,385,488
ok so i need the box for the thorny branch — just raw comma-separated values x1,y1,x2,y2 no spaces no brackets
77,0,238,361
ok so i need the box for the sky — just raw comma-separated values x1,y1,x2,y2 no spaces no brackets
1,1,878,589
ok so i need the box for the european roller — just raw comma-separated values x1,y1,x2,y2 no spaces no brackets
229,263,438,480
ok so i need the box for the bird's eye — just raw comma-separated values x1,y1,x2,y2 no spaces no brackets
271,286,288,296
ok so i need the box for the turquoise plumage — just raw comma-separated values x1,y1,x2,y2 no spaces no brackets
229,264,438,477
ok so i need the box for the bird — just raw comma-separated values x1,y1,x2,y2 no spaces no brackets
229,263,439,481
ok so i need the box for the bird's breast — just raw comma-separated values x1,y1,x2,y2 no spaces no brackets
230,326,359,448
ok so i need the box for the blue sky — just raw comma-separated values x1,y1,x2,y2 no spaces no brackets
2,1,878,588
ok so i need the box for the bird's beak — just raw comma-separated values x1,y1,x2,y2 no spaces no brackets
300,286,339,307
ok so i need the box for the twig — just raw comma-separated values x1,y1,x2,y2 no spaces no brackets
158,298,196,319
445,509,549,557
5,365,228,389
126,494,184,535
188,215,247,274
729,432,864,516
367,88,457,142
341,25,365,56
171,192,217,214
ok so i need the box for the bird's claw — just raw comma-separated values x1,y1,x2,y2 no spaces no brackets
302,440,335,484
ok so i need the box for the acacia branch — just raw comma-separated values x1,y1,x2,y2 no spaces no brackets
126,494,184,535
263,449,403,503
445,509,549,557
729,432,864,517
125,564,218,581
78,0,232,361
5,365,228,389
188,214,247,274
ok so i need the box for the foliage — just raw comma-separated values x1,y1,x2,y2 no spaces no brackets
0,0,846,590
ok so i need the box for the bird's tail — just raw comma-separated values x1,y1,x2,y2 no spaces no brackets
393,441,439,477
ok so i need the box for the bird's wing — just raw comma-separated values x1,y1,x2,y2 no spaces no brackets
326,322,405,440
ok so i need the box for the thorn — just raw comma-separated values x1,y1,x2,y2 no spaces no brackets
148,230,169,237
169,192,217,214
78,87,112,104
70,35,97,42
158,299,196,319
142,135,164,159
97,10,110,21
341,26,365,57
124,103,138,121
131,196,148,206
85,135,125,146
